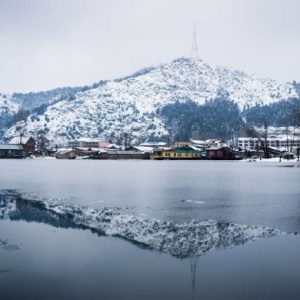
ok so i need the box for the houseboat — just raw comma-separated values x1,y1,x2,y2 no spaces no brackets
151,145,204,160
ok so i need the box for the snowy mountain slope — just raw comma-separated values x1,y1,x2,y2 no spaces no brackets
5,89,168,145
0,93,20,128
3,57,298,144
216,66,296,108
12,86,84,111
0,93,19,116
0,86,85,135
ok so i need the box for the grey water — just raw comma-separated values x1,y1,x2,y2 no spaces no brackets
1,159,300,299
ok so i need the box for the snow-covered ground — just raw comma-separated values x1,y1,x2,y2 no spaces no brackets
244,157,299,163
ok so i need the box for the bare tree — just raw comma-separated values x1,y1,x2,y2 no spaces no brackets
36,134,49,155
292,94,300,161
122,131,134,148
246,123,269,158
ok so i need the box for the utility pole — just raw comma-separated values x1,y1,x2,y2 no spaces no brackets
191,24,199,60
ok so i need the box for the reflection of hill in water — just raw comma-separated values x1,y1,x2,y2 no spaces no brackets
0,190,283,258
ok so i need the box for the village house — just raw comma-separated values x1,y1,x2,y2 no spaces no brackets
139,142,167,148
190,139,226,149
67,138,109,149
107,150,149,160
74,147,101,157
205,146,236,160
129,146,154,153
0,144,25,158
22,137,36,155
55,149,76,159
106,144,122,150
74,147,108,159
151,145,204,160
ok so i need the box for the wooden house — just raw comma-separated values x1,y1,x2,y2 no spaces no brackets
205,147,235,160
0,144,25,158
107,150,149,160
92,151,109,159
23,137,36,155
74,147,100,157
74,147,108,159
68,139,109,149
55,149,76,159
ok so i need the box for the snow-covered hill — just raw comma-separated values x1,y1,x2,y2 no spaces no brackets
0,93,19,114
2,58,298,144
0,93,19,129
13,86,84,111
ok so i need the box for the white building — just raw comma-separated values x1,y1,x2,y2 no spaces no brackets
67,138,108,149
238,136,300,151
139,142,167,148
190,139,228,149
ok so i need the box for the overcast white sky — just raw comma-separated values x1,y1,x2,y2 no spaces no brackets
0,0,300,93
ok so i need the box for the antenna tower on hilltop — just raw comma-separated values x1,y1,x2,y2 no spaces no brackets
191,24,199,60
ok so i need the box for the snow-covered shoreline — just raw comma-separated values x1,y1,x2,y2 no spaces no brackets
243,157,299,164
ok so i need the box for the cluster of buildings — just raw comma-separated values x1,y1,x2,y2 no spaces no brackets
237,127,300,158
1,133,299,160
238,136,300,152
55,139,243,160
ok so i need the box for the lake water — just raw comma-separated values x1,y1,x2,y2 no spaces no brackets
0,160,300,299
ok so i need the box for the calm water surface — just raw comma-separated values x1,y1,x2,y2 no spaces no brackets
0,160,300,300
1,159,299,230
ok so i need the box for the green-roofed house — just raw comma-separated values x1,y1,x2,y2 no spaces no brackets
151,145,204,160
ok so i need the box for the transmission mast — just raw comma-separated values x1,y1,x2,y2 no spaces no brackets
191,24,199,60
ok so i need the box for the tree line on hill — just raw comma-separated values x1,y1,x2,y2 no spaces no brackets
158,92,300,142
